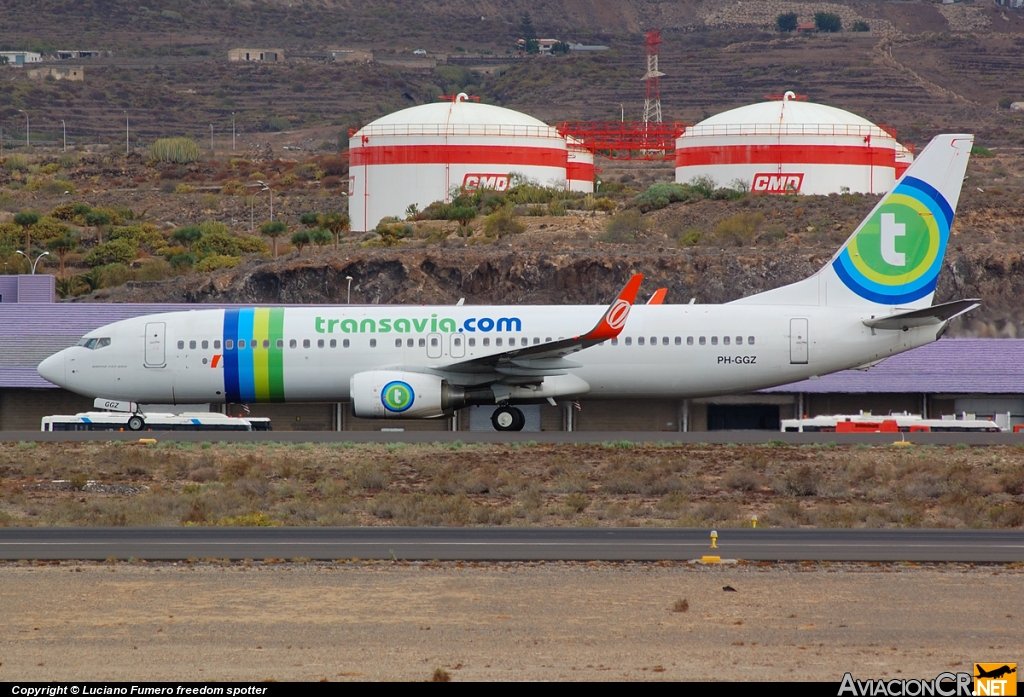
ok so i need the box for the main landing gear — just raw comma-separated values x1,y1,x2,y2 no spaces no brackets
491,406,526,432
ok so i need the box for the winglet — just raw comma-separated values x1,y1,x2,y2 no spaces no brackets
647,288,667,305
579,274,644,341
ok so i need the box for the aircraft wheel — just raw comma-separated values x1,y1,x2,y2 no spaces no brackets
491,406,525,432
127,415,145,431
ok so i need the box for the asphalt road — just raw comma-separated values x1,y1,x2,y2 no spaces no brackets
1,528,1022,562
4,430,1023,445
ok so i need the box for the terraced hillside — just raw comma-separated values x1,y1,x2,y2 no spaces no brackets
1,1,1023,150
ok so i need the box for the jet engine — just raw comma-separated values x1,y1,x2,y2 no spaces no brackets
350,370,591,419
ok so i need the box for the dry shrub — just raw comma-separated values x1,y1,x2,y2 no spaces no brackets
189,467,218,483
672,599,689,613
999,467,1024,496
763,500,810,527
722,468,764,491
431,668,451,683
777,465,821,497
352,464,388,491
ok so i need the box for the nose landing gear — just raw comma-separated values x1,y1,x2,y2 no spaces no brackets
490,406,526,432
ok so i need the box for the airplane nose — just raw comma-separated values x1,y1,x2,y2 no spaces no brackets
38,351,66,387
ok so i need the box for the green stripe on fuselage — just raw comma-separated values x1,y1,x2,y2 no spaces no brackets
268,307,285,402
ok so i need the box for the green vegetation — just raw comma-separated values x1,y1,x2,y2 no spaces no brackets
148,137,202,164
814,12,842,33
851,20,869,33
776,12,798,33
260,220,287,257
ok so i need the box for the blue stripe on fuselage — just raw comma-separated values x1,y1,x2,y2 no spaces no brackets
236,308,256,402
223,309,241,403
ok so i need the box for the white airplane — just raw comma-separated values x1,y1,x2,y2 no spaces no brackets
38,134,978,431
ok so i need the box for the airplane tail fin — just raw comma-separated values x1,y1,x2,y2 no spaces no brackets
733,133,973,309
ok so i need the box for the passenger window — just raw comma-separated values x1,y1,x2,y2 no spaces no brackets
343,339,350,348
625,337,632,346
277,339,284,349
483,338,490,347
418,338,425,348
303,339,311,349
520,338,527,347
662,337,669,346
736,336,743,345
407,338,414,348
225,340,234,350
469,338,476,347
650,337,656,346
611,338,618,346
330,339,337,348
177,340,185,349
370,339,377,348
395,339,402,348
238,340,247,349
496,338,503,347
201,340,209,350
711,336,718,346
533,337,540,345
723,336,730,346
675,337,681,346
189,340,196,349
317,339,324,348
699,337,706,346
214,340,221,349
263,340,270,349
545,337,552,342
748,336,755,345
289,339,297,349
638,337,645,346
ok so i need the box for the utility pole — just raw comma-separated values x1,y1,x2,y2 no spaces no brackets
124,111,129,154
17,109,29,147
210,123,214,152
232,112,236,151
61,119,66,152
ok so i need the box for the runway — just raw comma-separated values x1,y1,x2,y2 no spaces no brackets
4,430,1023,445
1,527,1022,562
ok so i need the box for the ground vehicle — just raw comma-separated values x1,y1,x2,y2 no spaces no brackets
40,411,271,432
37,135,978,431
781,412,1002,433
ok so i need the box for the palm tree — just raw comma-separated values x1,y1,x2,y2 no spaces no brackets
260,220,287,257
290,230,310,254
84,210,111,244
47,233,80,278
310,228,332,251
322,212,350,248
13,210,39,252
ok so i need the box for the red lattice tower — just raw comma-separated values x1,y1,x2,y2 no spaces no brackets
642,30,664,124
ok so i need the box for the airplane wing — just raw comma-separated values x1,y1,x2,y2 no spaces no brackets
438,274,644,377
862,299,979,331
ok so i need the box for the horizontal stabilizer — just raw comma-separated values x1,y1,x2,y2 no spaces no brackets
862,299,979,331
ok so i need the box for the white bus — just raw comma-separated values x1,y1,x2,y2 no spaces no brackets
41,411,272,432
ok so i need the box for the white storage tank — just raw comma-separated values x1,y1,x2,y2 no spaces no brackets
348,94,569,232
566,136,595,193
675,92,908,196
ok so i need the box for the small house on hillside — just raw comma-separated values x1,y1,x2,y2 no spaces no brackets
228,49,284,63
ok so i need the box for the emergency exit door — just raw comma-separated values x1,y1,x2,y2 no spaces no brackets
790,318,808,364
144,322,166,367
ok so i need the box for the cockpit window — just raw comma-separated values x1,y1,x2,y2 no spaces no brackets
76,337,110,350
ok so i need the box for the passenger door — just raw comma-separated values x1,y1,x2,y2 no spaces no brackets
144,322,166,368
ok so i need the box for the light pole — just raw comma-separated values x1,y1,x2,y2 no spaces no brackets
619,104,624,123
232,112,236,151
256,180,272,221
17,250,50,274
124,111,129,154
17,109,28,147
210,124,214,151
346,276,353,304
61,119,66,151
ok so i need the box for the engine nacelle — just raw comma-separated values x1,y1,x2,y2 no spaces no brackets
351,371,457,419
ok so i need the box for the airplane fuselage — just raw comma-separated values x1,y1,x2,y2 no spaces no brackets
43,303,940,406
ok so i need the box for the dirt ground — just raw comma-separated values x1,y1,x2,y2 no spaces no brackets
0,561,1020,681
